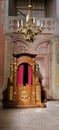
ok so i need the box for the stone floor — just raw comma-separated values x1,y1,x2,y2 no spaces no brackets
0,101,59,130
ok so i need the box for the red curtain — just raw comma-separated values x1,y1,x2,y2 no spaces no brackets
17,64,24,86
28,65,32,85
17,63,32,86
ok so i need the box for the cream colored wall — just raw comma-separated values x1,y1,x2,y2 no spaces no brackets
51,37,59,99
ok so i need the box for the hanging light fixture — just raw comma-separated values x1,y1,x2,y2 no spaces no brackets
17,0,44,42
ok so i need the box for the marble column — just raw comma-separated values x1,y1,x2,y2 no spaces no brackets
56,0,59,18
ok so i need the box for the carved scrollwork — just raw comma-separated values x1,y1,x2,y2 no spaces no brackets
21,90,28,99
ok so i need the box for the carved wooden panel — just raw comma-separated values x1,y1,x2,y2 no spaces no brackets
17,56,35,67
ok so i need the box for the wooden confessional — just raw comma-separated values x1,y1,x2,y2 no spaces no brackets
2,53,46,108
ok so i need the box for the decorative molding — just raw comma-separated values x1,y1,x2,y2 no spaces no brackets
8,17,57,34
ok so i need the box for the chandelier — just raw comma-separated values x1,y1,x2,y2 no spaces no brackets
17,2,44,42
